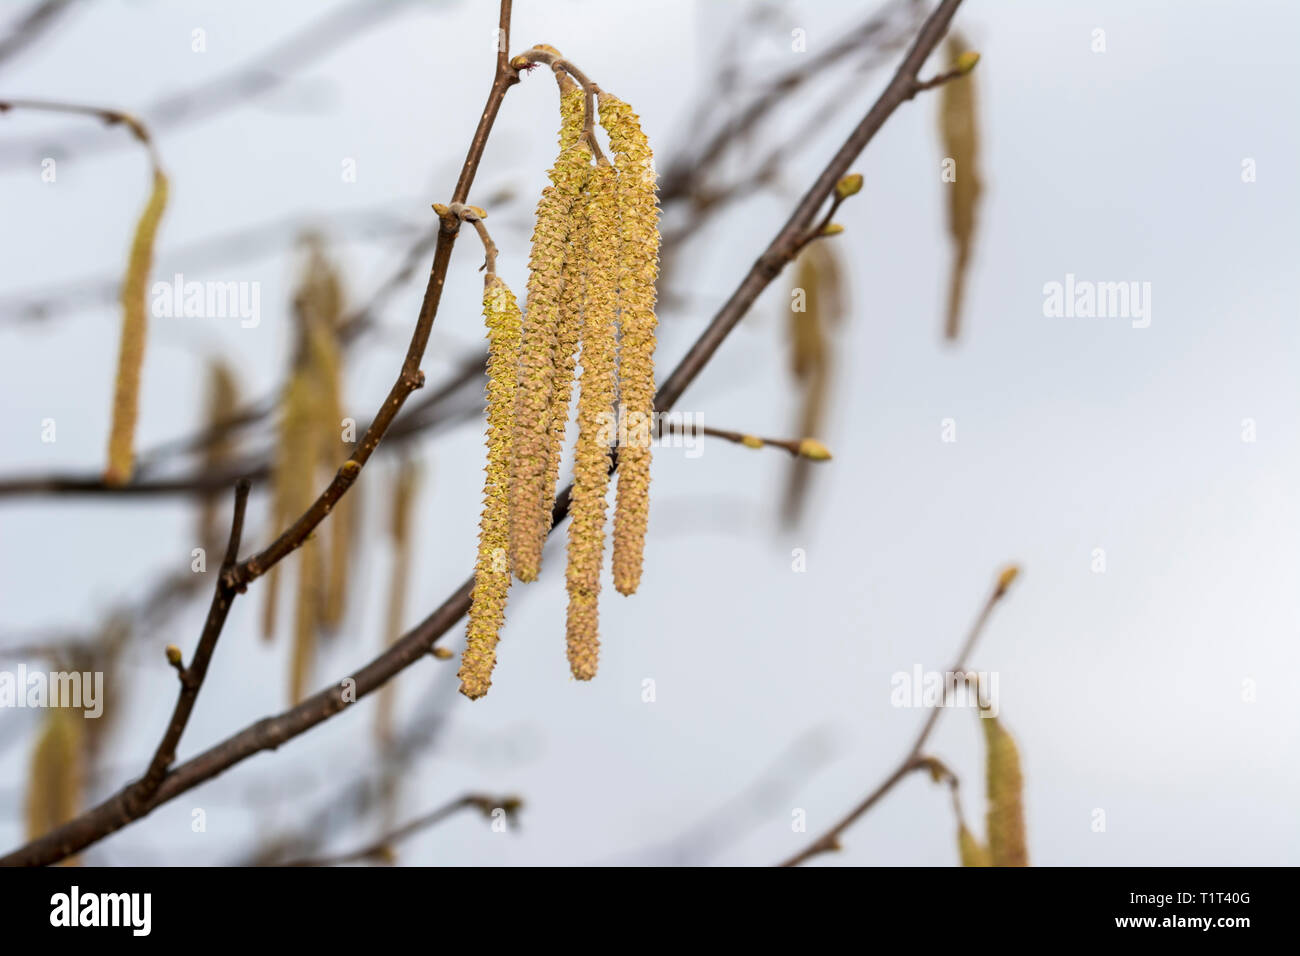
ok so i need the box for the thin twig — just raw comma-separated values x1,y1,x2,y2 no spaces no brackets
512,46,607,163
0,0,413,170
0,353,485,499
130,478,250,809
777,565,1016,867
448,202,498,275
659,421,831,459
0,0,75,72
277,793,522,867
0,97,161,169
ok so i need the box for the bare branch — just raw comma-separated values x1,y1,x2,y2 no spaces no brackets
0,0,75,73
778,564,1018,867
277,793,522,867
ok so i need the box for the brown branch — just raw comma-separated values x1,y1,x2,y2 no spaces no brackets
656,0,922,206
0,0,75,72
0,0,412,170
448,202,498,275
511,46,607,163
277,793,522,867
658,421,832,460
777,564,1017,867
0,97,162,169
657,1,965,410
219,3,523,598
129,479,250,808
0,353,485,499
0,0,964,867
0,205,429,327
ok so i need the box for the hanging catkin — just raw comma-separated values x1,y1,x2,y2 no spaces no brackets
264,238,350,650
509,138,593,582
783,241,843,526
197,359,240,552
599,91,660,597
539,80,591,532
564,160,620,680
939,32,981,340
263,369,315,641
982,713,1029,866
104,169,169,485
26,709,83,850
460,275,523,699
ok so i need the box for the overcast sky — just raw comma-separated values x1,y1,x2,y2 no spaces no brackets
1,0,1297,866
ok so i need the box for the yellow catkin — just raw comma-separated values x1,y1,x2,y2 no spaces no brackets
564,160,620,681
543,97,595,538
316,326,350,633
264,369,316,641
197,359,240,551
261,562,281,640
104,168,169,485
783,241,842,525
558,81,584,151
298,245,350,630
509,140,593,582
538,86,592,534
377,459,419,742
599,92,660,597
958,821,991,867
265,240,350,643
460,275,523,699
26,709,84,856
939,32,982,340
982,713,1029,866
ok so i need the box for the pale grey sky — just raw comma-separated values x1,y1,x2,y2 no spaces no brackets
1,0,1297,865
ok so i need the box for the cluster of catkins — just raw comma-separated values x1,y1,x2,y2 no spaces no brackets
458,77,660,700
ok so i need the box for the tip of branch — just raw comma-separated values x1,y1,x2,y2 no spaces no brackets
994,564,1020,597
797,438,833,461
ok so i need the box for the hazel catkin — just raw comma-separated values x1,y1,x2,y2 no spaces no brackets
982,712,1029,866
564,160,620,681
460,275,523,700
509,139,593,583
105,169,169,486
598,92,660,598
539,84,592,551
